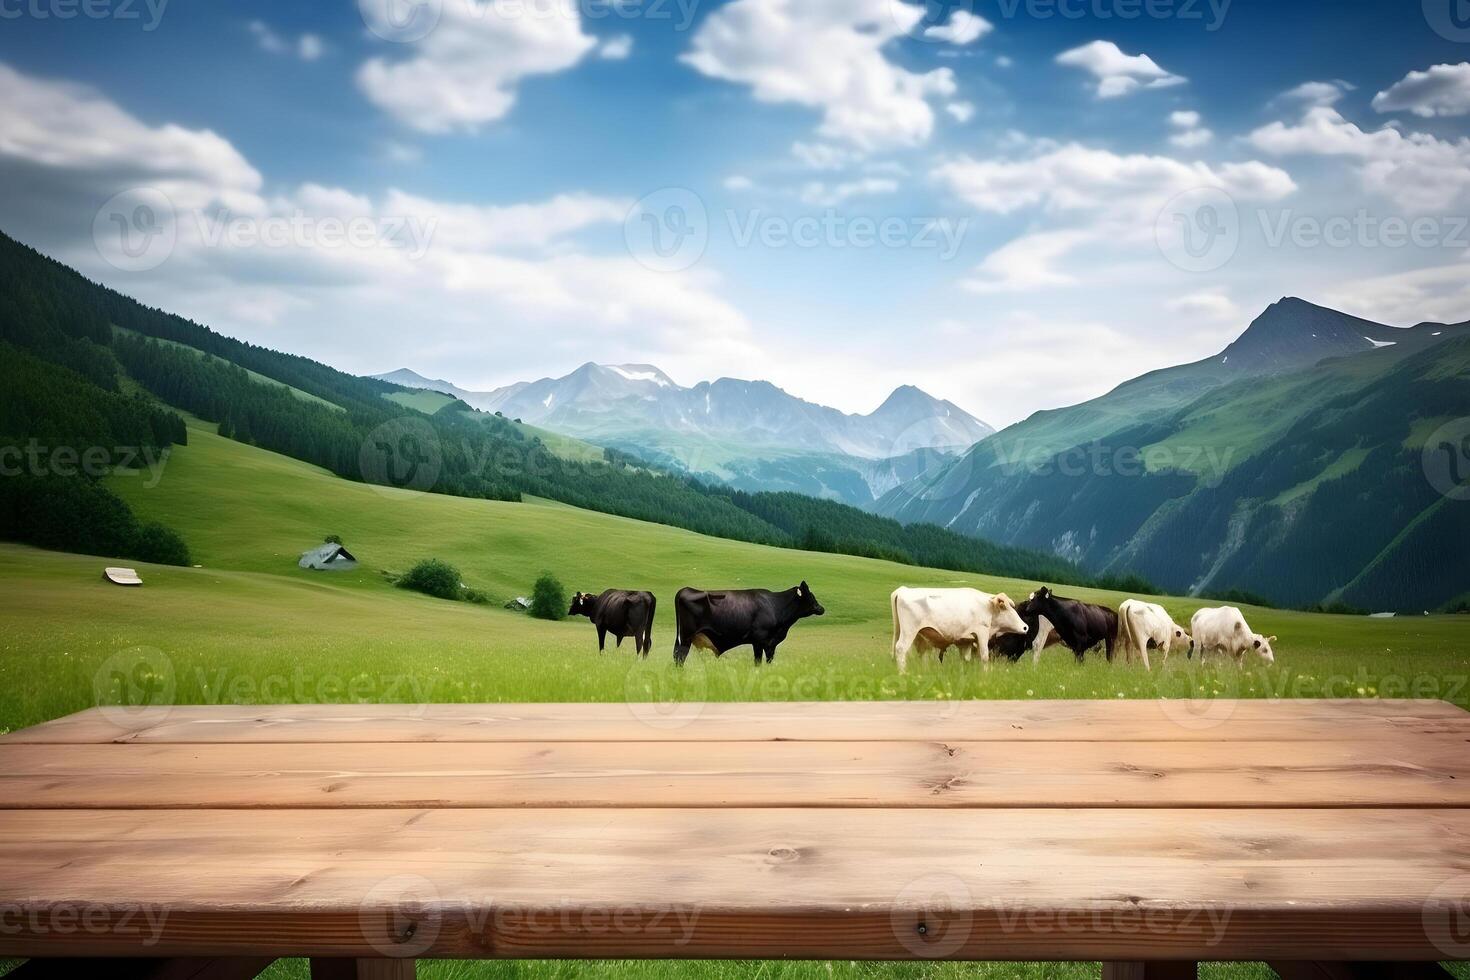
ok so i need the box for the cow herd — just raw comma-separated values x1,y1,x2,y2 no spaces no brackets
568,582,1278,671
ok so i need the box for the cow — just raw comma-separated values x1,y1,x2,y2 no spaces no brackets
891,587,1029,674
672,582,824,666
1025,586,1119,663
988,596,1041,663
1190,606,1276,665
1117,599,1193,670
569,590,657,656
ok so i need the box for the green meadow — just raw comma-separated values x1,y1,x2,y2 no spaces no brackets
2,420,1468,980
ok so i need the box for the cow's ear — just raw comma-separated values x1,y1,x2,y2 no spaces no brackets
799,580,809,594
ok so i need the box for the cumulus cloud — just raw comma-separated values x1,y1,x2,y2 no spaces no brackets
1168,109,1213,148
923,9,992,45
358,0,596,134
1166,289,1240,322
1055,41,1185,98
1325,261,1470,327
1249,106,1470,211
946,101,975,123
798,177,899,206
1274,80,1354,108
1372,63,1470,118
599,33,634,60
935,143,1294,291
681,0,957,151
248,21,324,61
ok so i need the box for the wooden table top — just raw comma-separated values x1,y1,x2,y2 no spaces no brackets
2,699,1469,962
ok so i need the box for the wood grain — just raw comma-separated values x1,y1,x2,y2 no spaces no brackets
2,737,1467,809
6,700,1467,745
1,807,1468,960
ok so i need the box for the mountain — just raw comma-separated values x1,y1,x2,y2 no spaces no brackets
372,362,994,508
371,368,479,403
879,298,1470,610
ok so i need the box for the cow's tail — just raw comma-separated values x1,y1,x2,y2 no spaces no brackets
890,589,900,657
1117,603,1137,662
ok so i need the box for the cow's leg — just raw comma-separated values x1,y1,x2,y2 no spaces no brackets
765,644,776,664
597,626,607,652
1105,633,1116,663
1139,640,1151,671
893,628,917,674
975,630,990,665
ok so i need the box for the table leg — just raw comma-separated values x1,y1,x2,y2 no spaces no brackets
308,958,416,980
1268,964,1456,980
1102,963,1199,980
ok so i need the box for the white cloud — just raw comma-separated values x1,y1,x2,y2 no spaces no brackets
380,141,423,165
681,0,957,150
358,0,596,134
936,143,1294,292
923,9,992,45
995,55,1013,69
798,177,899,206
1055,41,1185,99
1249,106,1470,211
945,101,975,123
723,175,754,191
1166,289,1240,322
1372,63,1470,119
791,141,861,171
249,21,324,61
0,61,262,215
0,60,755,388
1167,109,1212,148
1324,261,1470,327
599,33,634,60
1275,80,1354,108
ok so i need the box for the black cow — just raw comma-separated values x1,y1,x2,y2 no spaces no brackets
1025,586,1118,663
989,595,1044,663
569,590,656,657
673,582,825,666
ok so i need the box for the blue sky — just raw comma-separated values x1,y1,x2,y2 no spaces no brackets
1,0,1467,425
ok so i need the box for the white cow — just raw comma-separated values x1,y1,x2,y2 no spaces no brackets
1117,599,1193,670
1030,615,1065,664
1190,606,1276,665
891,587,1029,674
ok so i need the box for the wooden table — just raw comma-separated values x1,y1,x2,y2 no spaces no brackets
2,699,1469,980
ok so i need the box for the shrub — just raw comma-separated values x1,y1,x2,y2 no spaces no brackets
324,534,343,545
397,558,462,601
132,521,192,567
530,572,567,621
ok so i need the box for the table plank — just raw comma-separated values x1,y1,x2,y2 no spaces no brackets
8,700,1468,745
1,808,1467,960
3,738,1468,809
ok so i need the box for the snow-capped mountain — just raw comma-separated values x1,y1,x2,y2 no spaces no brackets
373,363,993,460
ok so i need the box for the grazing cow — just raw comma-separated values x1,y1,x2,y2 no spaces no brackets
891,587,1029,674
1025,587,1119,663
1117,599,1193,671
569,590,656,656
1191,606,1276,665
673,582,824,666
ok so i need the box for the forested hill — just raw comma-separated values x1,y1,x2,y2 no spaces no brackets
0,230,1095,588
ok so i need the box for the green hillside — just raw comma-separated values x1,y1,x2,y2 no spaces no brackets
883,314,1470,610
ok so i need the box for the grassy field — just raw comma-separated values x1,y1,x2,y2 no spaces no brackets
2,421,1468,980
